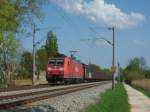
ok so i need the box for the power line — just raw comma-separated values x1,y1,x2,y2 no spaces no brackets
32,25,60,85
88,26,110,36
17,26,59,40
35,26,60,46
51,4,86,38
81,27,116,90
88,27,100,36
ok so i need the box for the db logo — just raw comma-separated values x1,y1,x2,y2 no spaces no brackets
75,67,79,72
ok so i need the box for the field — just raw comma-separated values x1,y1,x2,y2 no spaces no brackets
82,84,130,112
131,79,150,98
132,79,150,90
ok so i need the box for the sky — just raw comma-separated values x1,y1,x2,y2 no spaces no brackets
22,0,150,68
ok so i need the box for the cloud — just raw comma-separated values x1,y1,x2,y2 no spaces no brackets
133,40,145,46
50,0,146,28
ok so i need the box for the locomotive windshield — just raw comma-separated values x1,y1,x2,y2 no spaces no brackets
49,59,64,66
56,60,64,65
49,60,55,65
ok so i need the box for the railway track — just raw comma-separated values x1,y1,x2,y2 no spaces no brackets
0,81,109,109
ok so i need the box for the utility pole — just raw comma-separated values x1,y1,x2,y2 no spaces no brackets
31,26,60,86
112,27,115,89
81,26,116,90
32,25,36,86
118,62,120,83
32,25,40,85
108,26,115,90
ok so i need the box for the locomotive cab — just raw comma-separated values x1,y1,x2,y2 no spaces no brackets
46,58,64,83
46,56,84,83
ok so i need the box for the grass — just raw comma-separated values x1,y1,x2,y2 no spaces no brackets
82,84,130,112
132,85,150,98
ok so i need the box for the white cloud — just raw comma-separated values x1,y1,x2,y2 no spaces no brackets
50,0,146,28
133,40,145,46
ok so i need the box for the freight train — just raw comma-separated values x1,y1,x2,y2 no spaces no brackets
46,55,111,83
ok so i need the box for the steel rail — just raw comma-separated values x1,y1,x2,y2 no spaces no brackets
0,81,110,109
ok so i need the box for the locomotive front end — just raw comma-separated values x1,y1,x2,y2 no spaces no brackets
46,58,64,83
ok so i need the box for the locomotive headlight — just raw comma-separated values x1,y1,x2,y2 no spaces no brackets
48,67,52,71
59,68,64,71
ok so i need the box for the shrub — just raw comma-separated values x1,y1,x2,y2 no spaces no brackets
143,69,150,79
125,71,144,84
16,67,32,79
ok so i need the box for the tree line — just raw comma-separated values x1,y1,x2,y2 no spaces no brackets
0,0,50,86
0,0,149,87
120,57,150,84
88,64,112,76
18,31,59,80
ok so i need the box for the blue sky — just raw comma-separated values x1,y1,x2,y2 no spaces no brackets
22,0,150,68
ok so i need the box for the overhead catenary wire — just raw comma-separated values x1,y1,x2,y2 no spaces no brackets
50,3,86,38
18,26,60,47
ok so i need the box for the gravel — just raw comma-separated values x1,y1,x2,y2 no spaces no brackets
1,83,111,112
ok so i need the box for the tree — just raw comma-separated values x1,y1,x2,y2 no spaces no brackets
0,32,19,84
10,0,48,32
36,47,48,79
45,31,58,57
0,0,18,32
124,71,144,84
122,57,147,84
103,68,112,75
0,0,19,85
126,57,146,72
89,64,102,74
0,0,48,85
88,64,112,75
143,68,150,79
19,51,33,79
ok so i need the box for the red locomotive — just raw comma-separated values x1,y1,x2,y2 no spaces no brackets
46,55,111,83
46,55,84,83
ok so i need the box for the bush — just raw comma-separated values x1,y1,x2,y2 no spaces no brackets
125,71,144,84
16,67,32,79
143,69,150,79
